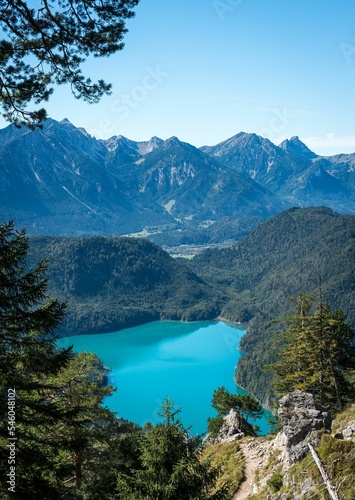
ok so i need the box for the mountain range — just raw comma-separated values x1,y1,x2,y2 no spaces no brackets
1,118,355,242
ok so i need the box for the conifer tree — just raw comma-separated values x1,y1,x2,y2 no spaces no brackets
269,293,316,395
207,386,262,437
47,351,116,493
209,386,263,421
0,220,72,498
0,0,139,127
116,397,230,500
269,291,355,410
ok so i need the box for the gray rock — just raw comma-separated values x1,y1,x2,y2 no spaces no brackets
205,409,257,445
278,390,331,463
341,419,355,439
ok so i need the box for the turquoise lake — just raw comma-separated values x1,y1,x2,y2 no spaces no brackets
57,321,270,435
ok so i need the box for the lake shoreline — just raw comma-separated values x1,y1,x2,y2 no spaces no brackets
59,314,246,338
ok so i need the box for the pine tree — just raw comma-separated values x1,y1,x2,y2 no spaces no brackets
312,299,355,410
207,386,262,437
47,351,116,493
0,0,138,127
116,397,231,500
269,293,317,396
0,220,72,499
268,291,355,410
209,386,262,421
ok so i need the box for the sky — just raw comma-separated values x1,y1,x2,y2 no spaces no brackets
3,0,355,155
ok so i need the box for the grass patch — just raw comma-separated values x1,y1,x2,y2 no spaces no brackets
266,471,283,492
202,441,245,497
263,434,355,500
332,403,355,435
317,434,355,499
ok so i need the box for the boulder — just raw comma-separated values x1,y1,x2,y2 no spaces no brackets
335,419,355,440
205,409,257,445
278,390,331,463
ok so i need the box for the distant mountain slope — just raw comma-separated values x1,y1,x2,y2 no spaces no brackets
107,135,285,221
201,133,355,214
200,132,309,191
190,206,355,404
27,236,221,335
0,119,283,239
103,135,164,168
2,118,355,243
0,119,172,235
315,153,355,188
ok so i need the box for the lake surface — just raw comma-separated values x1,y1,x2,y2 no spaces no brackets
57,321,270,435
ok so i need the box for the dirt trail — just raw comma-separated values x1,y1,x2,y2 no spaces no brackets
232,438,269,499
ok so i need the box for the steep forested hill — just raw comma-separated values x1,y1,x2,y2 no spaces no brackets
28,236,221,335
190,206,355,404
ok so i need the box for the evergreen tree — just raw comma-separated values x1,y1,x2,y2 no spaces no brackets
312,300,355,410
0,220,72,498
0,0,138,127
116,397,230,500
209,386,262,421
268,291,355,410
47,351,116,494
79,418,142,500
207,386,262,437
268,293,316,396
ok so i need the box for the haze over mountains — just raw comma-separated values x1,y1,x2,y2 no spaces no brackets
1,118,355,242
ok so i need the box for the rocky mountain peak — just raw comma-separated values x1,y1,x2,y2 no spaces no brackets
279,135,317,159
164,136,181,146
137,135,164,155
60,118,73,125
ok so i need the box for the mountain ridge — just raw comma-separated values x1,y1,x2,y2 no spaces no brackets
1,118,355,242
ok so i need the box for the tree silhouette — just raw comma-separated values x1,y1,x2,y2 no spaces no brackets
0,0,139,127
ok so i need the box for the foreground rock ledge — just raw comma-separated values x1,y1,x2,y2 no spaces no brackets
277,390,332,464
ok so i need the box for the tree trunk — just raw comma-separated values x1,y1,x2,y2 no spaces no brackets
308,444,339,500
329,358,342,411
73,451,82,489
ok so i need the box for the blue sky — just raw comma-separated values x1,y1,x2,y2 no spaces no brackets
4,0,355,155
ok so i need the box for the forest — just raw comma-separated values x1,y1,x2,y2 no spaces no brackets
25,206,355,406
0,220,235,499
27,235,221,335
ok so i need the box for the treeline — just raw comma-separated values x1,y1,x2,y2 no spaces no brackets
189,206,355,405
27,235,221,335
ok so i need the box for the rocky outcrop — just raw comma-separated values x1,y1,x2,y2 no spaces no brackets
205,409,257,445
278,390,332,463
334,419,355,440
